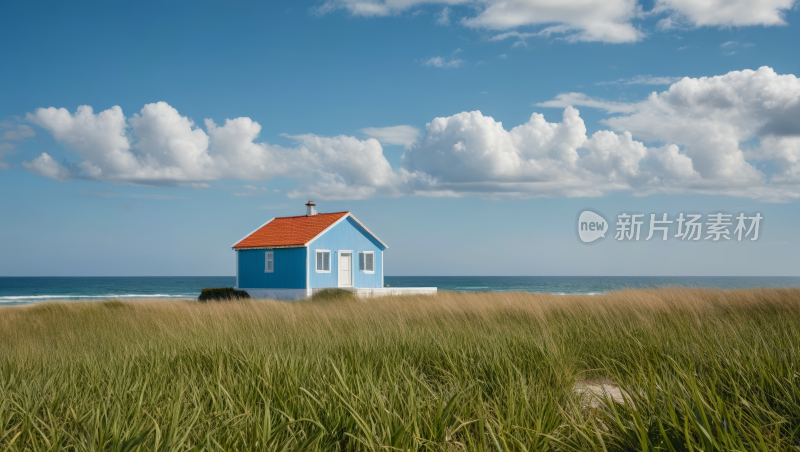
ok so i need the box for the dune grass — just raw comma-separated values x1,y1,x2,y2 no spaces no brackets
0,287,799,451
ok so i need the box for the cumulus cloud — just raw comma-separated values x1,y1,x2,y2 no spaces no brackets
22,152,74,181
403,66,800,201
24,102,426,199
313,0,797,44
537,67,800,198
22,67,800,201
361,125,420,146
401,107,697,198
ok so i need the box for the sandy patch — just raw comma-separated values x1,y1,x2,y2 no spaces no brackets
574,380,630,408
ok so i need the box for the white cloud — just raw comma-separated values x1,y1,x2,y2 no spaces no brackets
435,6,451,25
24,102,405,196
489,31,537,42
22,152,73,182
536,93,638,114
421,56,465,68
654,0,795,28
400,66,800,201
361,125,420,146
721,40,738,47
401,108,675,198
315,0,795,44
283,133,415,200
498,53,507,59
544,66,800,196
318,0,643,43
22,69,800,201
463,0,644,43
489,31,540,47
26,105,137,181
312,0,466,17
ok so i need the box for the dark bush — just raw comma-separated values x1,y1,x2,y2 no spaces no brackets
198,287,251,302
309,288,356,302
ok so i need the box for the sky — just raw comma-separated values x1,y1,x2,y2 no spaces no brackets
1,0,799,277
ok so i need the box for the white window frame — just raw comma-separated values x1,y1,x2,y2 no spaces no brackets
264,251,274,273
315,249,331,273
359,251,375,274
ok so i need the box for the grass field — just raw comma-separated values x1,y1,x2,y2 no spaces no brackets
1,288,799,451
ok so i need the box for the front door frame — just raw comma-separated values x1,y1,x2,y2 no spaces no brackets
337,250,353,287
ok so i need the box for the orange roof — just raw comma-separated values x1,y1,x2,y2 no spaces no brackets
232,212,350,249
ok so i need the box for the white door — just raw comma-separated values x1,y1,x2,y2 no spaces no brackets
338,252,352,287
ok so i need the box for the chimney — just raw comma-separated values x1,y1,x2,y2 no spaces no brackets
305,201,316,216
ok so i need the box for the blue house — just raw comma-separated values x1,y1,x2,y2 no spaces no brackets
232,202,389,299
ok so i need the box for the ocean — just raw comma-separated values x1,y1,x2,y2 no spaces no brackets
1,276,799,305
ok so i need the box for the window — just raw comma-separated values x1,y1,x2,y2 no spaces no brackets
265,251,274,273
315,250,330,272
359,251,374,273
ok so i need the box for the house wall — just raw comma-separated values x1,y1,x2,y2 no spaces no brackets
237,247,307,289
307,216,385,289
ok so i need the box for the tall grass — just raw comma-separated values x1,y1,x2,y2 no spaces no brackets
1,288,799,451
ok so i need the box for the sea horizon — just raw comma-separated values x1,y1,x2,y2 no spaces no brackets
2,275,799,306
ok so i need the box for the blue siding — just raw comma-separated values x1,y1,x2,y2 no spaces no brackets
238,247,306,289
307,216,385,289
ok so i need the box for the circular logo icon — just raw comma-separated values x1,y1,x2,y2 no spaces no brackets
577,210,608,244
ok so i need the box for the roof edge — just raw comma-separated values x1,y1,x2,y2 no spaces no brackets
347,213,389,249
231,218,274,249
303,211,351,247
303,212,389,249
233,245,306,250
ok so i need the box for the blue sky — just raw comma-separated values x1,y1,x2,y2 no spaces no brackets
1,0,799,276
